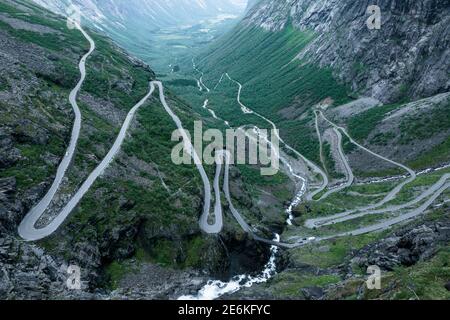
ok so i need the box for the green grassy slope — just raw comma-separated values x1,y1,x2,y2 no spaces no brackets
198,25,350,114
166,24,351,164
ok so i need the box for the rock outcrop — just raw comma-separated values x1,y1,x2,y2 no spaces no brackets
351,219,450,271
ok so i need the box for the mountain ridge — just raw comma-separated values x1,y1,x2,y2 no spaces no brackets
242,0,449,103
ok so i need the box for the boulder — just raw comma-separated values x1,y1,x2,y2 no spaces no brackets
301,286,324,300
352,220,450,271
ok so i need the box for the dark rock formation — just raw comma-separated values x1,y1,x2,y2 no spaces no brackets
351,220,450,271
301,286,324,300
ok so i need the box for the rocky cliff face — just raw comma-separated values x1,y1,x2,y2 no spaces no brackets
244,0,450,103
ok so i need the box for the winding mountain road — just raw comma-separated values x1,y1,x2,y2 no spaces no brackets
209,73,449,248
20,84,155,241
214,74,224,90
315,110,328,176
319,111,416,176
18,26,223,241
194,123,449,248
316,127,354,201
308,173,450,229
220,150,252,233
327,181,450,238
225,73,328,199
153,82,221,234
18,22,96,241
19,76,227,240
19,26,449,252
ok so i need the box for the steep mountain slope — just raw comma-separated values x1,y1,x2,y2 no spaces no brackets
0,0,280,299
243,0,449,103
